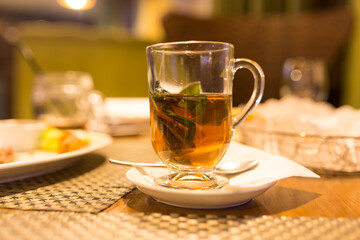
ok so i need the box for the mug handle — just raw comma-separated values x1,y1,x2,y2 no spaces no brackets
232,58,265,129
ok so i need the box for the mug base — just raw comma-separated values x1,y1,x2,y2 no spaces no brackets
154,172,228,190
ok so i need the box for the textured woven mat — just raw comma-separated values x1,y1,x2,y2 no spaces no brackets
0,211,359,240
0,153,134,212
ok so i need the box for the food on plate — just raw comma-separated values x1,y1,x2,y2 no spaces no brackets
40,127,88,153
0,148,15,164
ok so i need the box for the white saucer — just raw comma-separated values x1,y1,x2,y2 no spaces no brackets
125,142,319,209
126,168,276,209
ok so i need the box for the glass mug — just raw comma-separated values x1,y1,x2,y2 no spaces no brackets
281,57,329,101
32,71,106,131
147,41,265,189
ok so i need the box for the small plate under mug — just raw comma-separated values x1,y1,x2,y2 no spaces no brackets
126,167,276,209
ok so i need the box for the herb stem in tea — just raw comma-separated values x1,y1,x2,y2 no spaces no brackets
157,116,188,154
160,101,196,147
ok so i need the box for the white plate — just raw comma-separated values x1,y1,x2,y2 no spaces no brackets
126,168,276,209
0,130,112,183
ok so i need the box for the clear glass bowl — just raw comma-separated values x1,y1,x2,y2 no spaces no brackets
238,125,360,174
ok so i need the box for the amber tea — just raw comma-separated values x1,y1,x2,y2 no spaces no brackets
150,93,232,171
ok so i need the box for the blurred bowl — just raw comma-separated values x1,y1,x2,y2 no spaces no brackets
0,119,47,152
238,125,360,174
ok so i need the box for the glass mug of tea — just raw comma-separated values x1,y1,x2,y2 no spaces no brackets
147,41,265,189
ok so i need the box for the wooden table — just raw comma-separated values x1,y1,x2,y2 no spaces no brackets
1,135,360,240
103,135,360,218
106,174,360,218
1,135,360,219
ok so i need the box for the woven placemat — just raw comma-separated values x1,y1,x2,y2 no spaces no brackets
0,153,134,212
0,211,359,240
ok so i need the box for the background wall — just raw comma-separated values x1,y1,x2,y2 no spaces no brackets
344,0,360,108
0,0,358,119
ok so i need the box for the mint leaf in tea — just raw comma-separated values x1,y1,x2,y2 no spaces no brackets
180,82,201,95
150,92,232,170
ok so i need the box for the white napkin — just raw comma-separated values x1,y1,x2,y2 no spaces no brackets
222,141,319,190
105,97,150,136
105,97,149,121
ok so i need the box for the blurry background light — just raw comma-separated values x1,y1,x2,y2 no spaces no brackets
57,0,96,10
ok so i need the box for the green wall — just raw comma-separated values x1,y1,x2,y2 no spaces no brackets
12,23,154,118
343,0,360,108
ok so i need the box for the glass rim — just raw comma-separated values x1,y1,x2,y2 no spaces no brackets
147,40,234,54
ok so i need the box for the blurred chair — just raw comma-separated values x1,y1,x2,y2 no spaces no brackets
163,7,353,106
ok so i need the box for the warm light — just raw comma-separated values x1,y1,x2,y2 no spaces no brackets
66,0,87,10
57,0,96,10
